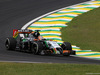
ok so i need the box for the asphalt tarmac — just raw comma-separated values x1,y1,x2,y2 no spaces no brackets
0,0,100,64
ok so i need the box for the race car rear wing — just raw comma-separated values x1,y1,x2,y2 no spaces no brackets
13,29,33,38
13,29,18,38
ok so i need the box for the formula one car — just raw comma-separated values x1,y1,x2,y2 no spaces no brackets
5,29,76,56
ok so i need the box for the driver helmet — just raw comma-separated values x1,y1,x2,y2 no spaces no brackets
33,32,40,37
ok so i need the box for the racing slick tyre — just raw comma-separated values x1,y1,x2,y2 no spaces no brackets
31,41,44,55
61,42,72,56
5,37,17,50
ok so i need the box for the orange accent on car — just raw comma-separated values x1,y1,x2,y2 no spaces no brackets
38,36,43,40
63,50,70,53
34,39,38,41
50,39,53,41
31,31,34,34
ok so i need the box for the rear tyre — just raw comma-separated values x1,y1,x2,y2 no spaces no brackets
5,37,17,50
31,41,44,55
61,42,72,56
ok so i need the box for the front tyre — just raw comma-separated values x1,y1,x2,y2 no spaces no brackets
61,42,72,50
31,42,44,55
5,37,17,50
61,42,72,56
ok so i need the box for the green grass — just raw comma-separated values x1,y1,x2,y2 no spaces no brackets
0,62,100,75
61,7,100,51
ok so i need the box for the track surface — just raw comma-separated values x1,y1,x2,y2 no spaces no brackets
0,0,100,64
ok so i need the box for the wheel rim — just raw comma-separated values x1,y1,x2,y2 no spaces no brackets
32,44,38,54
